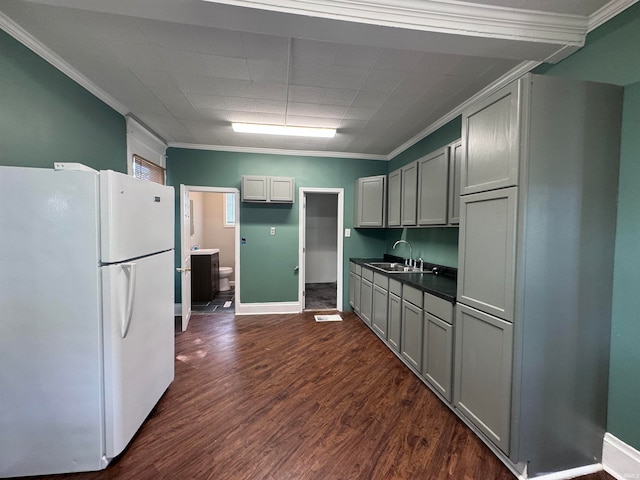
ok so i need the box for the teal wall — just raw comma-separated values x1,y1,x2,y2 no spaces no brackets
0,30,126,172
536,3,640,450
385,117,462,267
165,148,388,304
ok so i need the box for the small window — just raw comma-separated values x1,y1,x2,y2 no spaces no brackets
225,193,236,227
133,154,165,185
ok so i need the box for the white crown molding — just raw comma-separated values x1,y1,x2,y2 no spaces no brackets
126,115,167,147
588,0,640,31
204,0,587,45
0,12,129,117
168,142,388,161
387,60,542,160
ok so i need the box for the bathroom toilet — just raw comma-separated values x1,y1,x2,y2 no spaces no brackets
219,267,233,291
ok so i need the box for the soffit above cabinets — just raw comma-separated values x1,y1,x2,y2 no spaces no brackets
0,0,629,159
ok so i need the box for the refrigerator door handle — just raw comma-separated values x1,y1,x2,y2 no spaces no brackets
121,262,137,338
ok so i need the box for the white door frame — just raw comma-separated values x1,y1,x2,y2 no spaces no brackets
179,185,241,331
298,187,344,312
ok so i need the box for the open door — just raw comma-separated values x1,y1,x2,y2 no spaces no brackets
178,185,192,331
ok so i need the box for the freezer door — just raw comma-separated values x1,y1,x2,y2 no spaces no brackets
100,170,174,263
101,250,175,458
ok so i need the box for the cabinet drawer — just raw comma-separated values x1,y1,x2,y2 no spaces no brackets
403,285,423,308
349,262,357,274
389,278,402,296
362,267,374,282
374,272,388,289
424,292,453,325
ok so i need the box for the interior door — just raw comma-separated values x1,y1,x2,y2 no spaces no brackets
179,185,192,331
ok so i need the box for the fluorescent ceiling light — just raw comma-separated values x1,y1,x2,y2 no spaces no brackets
232,123,336,138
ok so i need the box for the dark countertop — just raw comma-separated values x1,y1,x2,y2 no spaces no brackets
350,257,457,304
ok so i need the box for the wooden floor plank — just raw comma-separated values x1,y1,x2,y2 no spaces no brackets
25,311,614,480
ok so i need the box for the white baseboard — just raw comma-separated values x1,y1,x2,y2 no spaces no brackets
603,433,640,480
523,464,602,480
235,301,300,315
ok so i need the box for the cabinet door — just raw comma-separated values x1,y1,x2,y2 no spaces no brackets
461,81,520,195
241,175,268,201
454,303,513,454
360,278,373,325
387,168,402,227
349,271,356,308
422,313,453,402
269,176,294,202
417,147,449,226
401,300,422,370
401,161,418,226
353,274,362,314
211,253,220,297
355,175,386,227
372,284,388,338
448,140,462,225
388,293,401,352
457,187,517,322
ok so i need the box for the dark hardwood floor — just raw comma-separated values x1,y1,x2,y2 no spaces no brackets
26,312,614,480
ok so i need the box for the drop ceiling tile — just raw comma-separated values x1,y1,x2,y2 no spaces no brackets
343,107,377,121
132,70,182,94
255,100,286,114
412,53,462,75
333,44,381,69
184,93,226,110
173,73,219,95
158,49,209,75
103,42,167,71
291,65,329,88
320,88,358,106
374,49,423,72
241,32,289,61
447,56,497,77
287,102,318,117
351,91,390,109
288,85,324,104
292,38,337,66
192,109,230,122
186,25,247,57
314,104,348,118
204,55,250,80
72,11,147,44
228,111,284,124
252,82,287,101
338,118,368,132
223,97,256,112
214,78,253,97
324,66,369,89
247,60,288,83
360,70,405,93
286,116,339,128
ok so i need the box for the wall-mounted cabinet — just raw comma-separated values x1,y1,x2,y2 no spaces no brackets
354,175,386,228
241,175,294,203
400,161,418,226
417,147,449,226
387,168,402,227
448,141,462,225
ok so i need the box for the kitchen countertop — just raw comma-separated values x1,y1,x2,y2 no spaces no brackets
350,257,457,303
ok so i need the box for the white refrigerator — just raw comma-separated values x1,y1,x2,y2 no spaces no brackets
0,164,175,478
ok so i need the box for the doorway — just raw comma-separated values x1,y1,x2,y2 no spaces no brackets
179,185,240,331
298,188,344,312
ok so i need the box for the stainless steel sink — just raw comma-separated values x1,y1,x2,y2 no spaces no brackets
364,262,428,274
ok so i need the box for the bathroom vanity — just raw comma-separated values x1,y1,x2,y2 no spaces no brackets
191,249,220,303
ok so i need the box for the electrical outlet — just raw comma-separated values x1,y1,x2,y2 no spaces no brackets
270,227,276,236
345,228,351,237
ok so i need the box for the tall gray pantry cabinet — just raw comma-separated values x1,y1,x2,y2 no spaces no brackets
455,74,622,476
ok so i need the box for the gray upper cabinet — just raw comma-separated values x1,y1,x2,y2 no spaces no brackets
400,161,418,226
354,175,386,228
461,81,520,195
242,175,294,203
387,168,402,227
457,187,517,322
417,147,449,226
448,140,462,225
454,303,513,454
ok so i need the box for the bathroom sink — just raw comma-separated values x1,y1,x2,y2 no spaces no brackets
365,262,427,274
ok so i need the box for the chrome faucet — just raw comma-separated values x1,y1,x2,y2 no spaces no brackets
392,239,413,265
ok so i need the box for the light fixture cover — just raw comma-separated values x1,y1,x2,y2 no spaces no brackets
232,123,336,138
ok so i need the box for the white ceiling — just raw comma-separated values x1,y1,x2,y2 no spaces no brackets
0,0,627,159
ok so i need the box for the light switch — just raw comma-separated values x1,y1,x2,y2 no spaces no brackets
270,227,276,236
345,228,351,237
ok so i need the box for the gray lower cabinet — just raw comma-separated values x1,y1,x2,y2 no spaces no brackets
417,147,449,226
352,264,362,314
372,285,388,338
354,175,386,228
349,271,356,308
421,292,454,403
401,285,423,370
387,279,402,352
454,303,513,454
360,267,374,325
